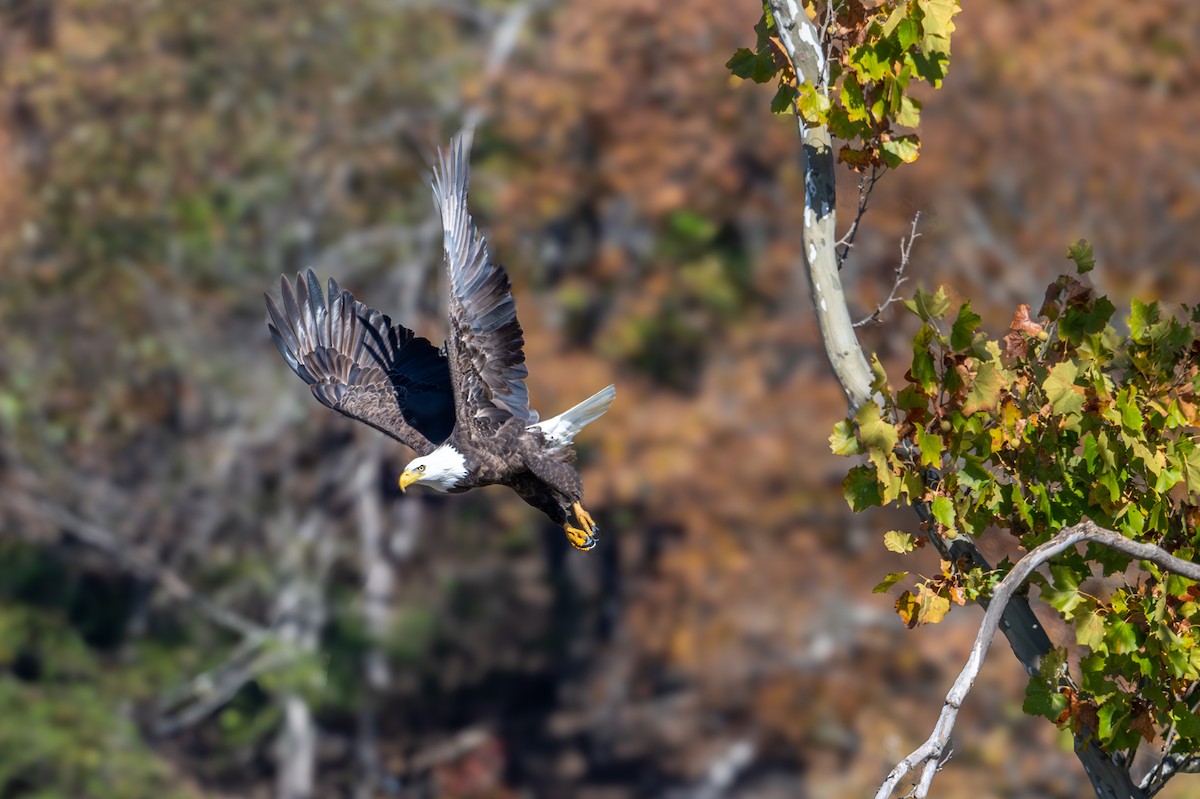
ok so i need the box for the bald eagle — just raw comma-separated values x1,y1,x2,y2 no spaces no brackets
265,136,614,550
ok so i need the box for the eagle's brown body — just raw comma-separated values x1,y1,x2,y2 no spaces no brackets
266,136,611,548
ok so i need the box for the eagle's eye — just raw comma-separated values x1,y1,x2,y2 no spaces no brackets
417,464,426,473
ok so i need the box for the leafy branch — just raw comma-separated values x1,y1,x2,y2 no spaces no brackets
876,521,1200,799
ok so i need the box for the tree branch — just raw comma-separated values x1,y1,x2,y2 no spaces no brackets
9,492,267,639
836,164,881,269
853,212,917,328
768,4,1148,796
876,521,1197,799
767,0,874,414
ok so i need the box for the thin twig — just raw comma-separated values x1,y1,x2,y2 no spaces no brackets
837,163,882,269
875,521,1200,799
821,1,839,89
853,211,919,328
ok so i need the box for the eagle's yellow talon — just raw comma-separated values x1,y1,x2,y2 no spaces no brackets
563,501,599,550
564,523,597,551
571,501,598,534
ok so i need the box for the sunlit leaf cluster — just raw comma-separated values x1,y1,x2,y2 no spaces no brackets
832,242,1200,752
727,0,960,168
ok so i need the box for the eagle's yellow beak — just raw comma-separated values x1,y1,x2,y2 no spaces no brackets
398,471,420,493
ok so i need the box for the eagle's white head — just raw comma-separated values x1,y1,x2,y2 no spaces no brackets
398,445,468,493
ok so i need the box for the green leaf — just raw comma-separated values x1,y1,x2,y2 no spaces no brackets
911,324,938,393
828,105,870,140
895,94,921,128
871,449,903,504
770,83,799,115
843,465,883,511
1067,238,1096,274
917,429,943,467
903,286,951,321
883,530,916,553
873,571,909,593
929,496,955,529
880,134,921,167
1154,463,1182,494
849,42,890,82
855,402,896,455
842,73,868,122
1076,607,1106,650
1060,295,1115,343
1106,618,1140,655
1129,298,1159,343
1082,432,1099,472
796,82,831,122
1043,361,1084,417
950,302,982,351
1165,642,1200,679
1095,469,1121,505
1114,386,1141,433
895,17,920,51
869,353,891,395
726,47,777,83
962,361,1004,416
1173,700,1200,740
908,49,948,87
829,419,863,456
1042,563,1083,615
1023,678,1068,721
916,0,960,57
1178,438,1200,495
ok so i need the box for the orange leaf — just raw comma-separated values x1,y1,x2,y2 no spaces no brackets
1009,303,1044,335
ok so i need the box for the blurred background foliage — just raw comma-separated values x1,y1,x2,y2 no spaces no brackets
0,0,1197,797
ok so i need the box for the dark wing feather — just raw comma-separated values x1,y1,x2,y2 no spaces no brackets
266,270,454,455
433,136,536,431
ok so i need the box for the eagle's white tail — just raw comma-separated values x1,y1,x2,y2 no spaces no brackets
530,385,616,448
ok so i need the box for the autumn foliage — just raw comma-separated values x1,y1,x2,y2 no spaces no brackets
0,0,1197,797
834,247,1200,754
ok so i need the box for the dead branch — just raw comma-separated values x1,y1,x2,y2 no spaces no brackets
836,164,882,269
854,212,919,328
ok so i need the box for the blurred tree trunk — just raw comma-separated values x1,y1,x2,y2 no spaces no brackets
278,693,316,799
354,442,403,799
273,513,327,799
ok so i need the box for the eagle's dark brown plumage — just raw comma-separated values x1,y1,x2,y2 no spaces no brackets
266,135,614,549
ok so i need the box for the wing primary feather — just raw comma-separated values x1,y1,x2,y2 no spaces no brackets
280,275,308,354
434,133,534,429
264,271,455,454
305,270,328,349
298,273,319,352
328,278,344,353
265,293,303,358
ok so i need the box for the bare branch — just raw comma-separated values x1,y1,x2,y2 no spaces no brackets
875,521,1200,799
854,212,919,328
836,164,881,269
1144,755,1200,796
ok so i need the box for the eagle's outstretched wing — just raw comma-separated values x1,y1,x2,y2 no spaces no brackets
266,270,455,454
433,136,536,430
